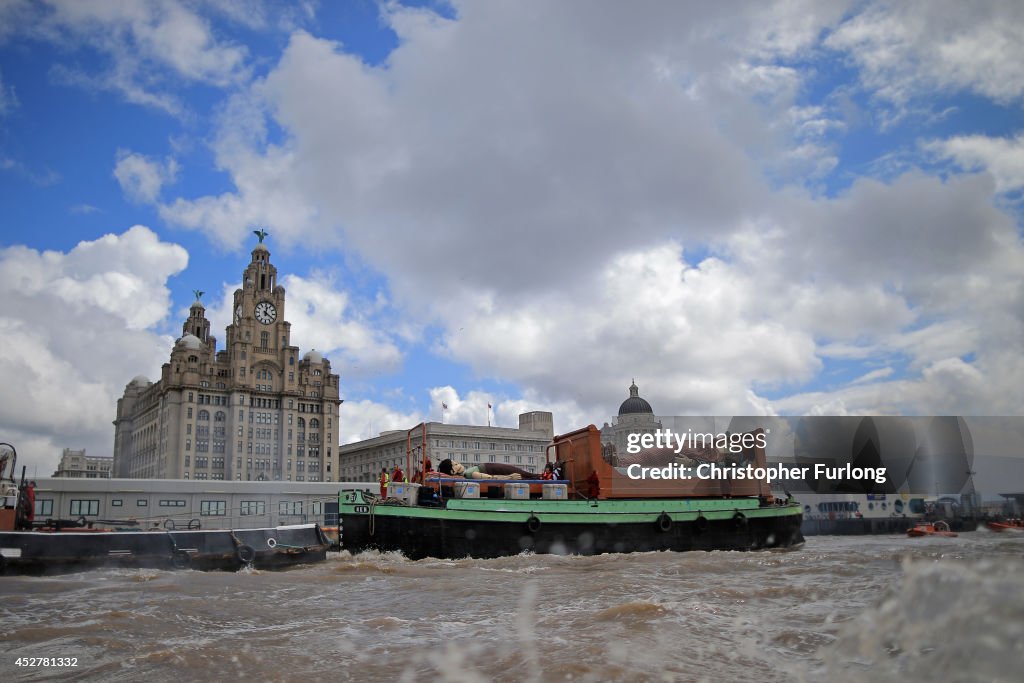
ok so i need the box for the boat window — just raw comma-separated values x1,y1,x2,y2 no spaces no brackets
894,500,904,513
909,498,925,514
111,500,123,507
200,500,226,516
241,501,266,515
137,499,148,506
279,501,304,516
70,499,99,516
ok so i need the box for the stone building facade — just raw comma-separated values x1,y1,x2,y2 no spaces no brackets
53,448,113,478
113,238,341,482
339,412,554,482
600,381,662,460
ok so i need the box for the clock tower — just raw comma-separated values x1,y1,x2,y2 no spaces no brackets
113,234,342,483
226,240,288,355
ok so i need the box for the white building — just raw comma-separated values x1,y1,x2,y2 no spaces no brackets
339,412,555,482
53,448,113,478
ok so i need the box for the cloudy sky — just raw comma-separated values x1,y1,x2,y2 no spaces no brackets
1,1,1022,478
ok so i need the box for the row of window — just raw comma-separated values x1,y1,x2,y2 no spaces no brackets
433,440,544,452
49,499,321,517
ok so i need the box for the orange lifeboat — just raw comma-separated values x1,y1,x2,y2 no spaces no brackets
986,519,1024,532
907,520,958,537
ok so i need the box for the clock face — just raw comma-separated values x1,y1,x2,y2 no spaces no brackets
254,301,277,324
234,304,243,324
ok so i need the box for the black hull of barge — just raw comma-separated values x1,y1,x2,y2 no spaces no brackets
0,525,329,575
341,512,804,560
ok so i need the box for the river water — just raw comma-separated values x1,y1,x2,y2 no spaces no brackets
2,531,1022,682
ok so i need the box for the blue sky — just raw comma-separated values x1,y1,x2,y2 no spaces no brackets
1,1,1023,478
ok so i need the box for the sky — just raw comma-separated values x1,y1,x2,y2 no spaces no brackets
0,1,1022,481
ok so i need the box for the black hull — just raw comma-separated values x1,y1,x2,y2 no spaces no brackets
341,512,804,560
0,524,329,575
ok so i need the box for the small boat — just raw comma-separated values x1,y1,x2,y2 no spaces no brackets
986,519,1024,532
907,520,958,537
340,424,805,560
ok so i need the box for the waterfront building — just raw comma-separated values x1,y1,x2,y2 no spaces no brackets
112,236,341,482
600,381,662,459
52,448,112,478
339,412,555,482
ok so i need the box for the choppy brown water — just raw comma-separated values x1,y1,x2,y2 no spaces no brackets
2,531,1023,682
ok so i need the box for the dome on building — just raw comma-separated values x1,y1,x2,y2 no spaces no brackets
130,375,151,386
303,349,323,364
253,242,268,252
618,380,653,415
177,334,203,350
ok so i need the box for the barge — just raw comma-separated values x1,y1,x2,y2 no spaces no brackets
0,444,330,574
0,523,330,574
340,424,804,560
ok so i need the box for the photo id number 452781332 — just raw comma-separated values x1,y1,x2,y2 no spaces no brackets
16,657,79,667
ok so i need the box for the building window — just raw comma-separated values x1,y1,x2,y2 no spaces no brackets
200,500,227,516
70,500,99,516
159,500,187,507
34,499,54,517
137,499,148,507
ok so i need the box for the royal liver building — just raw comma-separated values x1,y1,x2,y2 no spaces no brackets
113,235,341,482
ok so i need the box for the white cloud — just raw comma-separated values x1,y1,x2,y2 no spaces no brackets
273,273,403,375
148,3,1024,425
114,149,179,203
0,226,188,475
439,243,820,419
850,367,894,385
926,133,1024,194
338,399,421,446
4,0,250,115
826,0,1024,109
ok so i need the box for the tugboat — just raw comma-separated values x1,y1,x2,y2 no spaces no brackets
339,425,804,560
0,443,330,574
